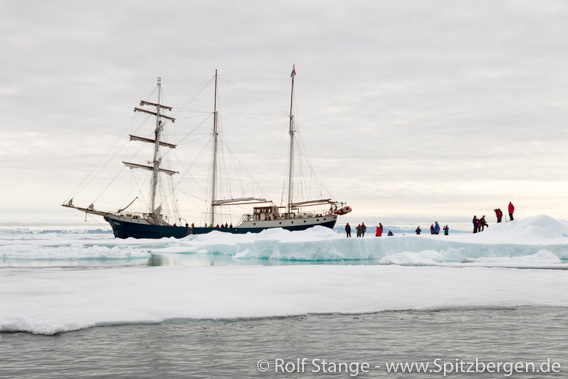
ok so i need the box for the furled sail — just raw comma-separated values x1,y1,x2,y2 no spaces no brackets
122,161,178,176
129,134,177,149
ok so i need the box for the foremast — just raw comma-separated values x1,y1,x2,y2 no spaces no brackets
62,77,178,224
150,78,164,222
128,77,177,224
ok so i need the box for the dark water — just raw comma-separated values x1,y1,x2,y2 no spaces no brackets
1,306,566,378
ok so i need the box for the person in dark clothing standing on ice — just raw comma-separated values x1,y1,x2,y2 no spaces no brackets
443,225,449,235
345,223,351,238
430,224,434,234
356,224,361,237
434,221,440,235
472,216,478,233
480,216,488,231
508,202,515,221
379,223,383,233
361,223,367,237
416,226,421,235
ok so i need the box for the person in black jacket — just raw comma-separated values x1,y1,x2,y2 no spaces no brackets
480,216,488,231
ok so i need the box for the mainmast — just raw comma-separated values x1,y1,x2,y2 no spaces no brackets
287,65,296,215
210,70,219,226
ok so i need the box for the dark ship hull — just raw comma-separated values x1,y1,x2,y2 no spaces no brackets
105,215,337,239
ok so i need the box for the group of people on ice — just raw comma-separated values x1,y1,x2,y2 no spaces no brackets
493,202,515,223
344,222,367,237
373,223,394,237
344,222,393,237
344,202,516,238
355,223,366,237
472,215,488,233
474,202,514,233
415,222,449,235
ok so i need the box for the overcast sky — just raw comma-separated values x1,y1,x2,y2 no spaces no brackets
2,0,568,229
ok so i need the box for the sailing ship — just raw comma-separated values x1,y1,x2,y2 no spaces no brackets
62,68,351,238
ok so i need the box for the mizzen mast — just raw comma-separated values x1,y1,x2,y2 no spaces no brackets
209,70,219,226
287,64,296,215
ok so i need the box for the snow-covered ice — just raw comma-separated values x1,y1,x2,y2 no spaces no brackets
0,215,567,334
0,244,149,260
3,215,567,264
2,264,568,335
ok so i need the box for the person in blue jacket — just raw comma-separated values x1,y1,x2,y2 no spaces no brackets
472,216,478,233
434,221,440,235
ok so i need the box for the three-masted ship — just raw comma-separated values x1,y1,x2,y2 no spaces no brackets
63,68,351,238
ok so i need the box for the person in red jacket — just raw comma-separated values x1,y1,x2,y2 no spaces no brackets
494,208,503,223
375,226,382,237
508,202,515,221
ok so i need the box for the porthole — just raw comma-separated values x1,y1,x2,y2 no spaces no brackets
324,218,326,221
317,219,320,221
304,220,307,223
